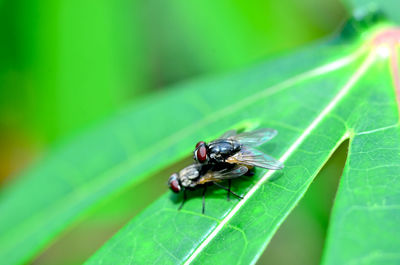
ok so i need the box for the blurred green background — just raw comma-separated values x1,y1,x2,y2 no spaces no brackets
0,0,349,264
0,0,347,182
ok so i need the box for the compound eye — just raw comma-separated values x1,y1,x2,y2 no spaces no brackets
195,141,205,148
170,179,181,193
195,145,208,163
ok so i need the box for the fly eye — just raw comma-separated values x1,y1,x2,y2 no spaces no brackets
195,145,208,163
170,179,181,193
168,174,181,193
195,141,205,148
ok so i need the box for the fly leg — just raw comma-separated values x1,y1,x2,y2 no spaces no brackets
213,182,243,199
227,180,231,201
178,189,187,211
202,186,207,214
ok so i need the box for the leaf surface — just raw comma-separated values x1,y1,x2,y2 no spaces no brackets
0,29,353,264
85,26,400,264
1,24,400,265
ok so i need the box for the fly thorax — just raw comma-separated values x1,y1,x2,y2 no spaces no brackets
232,141,242,152
180,177,192,188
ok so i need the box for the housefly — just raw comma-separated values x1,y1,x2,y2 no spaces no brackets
168,163,249,214
193,128,284,170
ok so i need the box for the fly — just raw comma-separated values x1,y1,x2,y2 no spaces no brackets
168,163,249,214
193,128,284,170
169,128,283,214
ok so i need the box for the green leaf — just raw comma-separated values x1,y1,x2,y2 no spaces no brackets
1,23,400,265
85,25,400,264
1,25,340,264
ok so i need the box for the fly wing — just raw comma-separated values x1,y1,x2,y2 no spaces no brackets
197,165,248,184
228,128,277,147
179,164,201,180
218,129,237,139
212,165,249,180
226,148,283,170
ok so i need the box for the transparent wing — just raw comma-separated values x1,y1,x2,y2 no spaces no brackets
228,128,277,147
218,129,237,139
226,148,283,170
197,165,248,184
179,164,201,180
212,165,249,180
